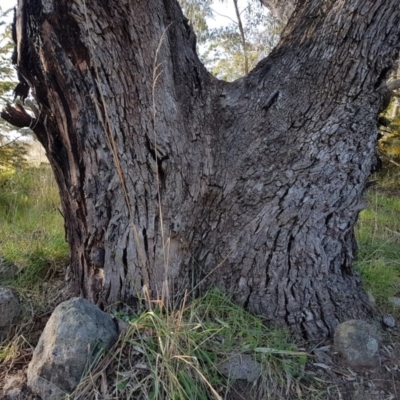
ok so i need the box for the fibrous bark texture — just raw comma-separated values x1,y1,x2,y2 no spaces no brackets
2,0,400,341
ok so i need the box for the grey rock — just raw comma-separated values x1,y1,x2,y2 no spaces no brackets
217,354,261,382
0,257,18,282
2,388,22,400
388,297,400,307
0,287,20,328
334,320,381,368
382,315,396,328
27,297,118,400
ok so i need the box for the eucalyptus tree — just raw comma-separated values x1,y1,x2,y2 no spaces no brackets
2,0,400,341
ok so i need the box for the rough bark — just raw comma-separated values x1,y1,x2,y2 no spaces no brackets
2,0,400,341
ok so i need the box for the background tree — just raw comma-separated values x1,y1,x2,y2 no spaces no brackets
179,0,213,44
2,0,400,342
180,0,281,81
0,6,27,170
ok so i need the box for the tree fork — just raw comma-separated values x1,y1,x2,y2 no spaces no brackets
2,0,400,341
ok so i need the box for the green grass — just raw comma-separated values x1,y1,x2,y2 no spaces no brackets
355,169,400,313
0,166,69,288
72,289,312,400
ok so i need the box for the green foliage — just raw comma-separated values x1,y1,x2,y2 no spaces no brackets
0,138,28,170
0,7,14,83
179,0,213,43
206,4,281,80
0,166,69,288
0,6,30,170
180,0,282,81
0,6,16,106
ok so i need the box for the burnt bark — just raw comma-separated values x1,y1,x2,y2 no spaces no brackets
3,0,400,341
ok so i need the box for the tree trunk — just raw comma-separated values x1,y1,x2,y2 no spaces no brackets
3,0,400,341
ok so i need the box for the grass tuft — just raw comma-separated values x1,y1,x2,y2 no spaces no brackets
72,289,311,400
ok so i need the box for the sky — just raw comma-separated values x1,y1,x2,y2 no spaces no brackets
1,0,16,16
1,0,16,33
2,0,16,10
